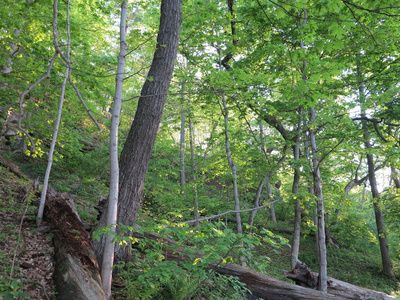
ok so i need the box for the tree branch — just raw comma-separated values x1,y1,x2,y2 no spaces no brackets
183,199,280,224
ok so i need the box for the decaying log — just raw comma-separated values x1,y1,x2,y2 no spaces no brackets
129,232,344,299
283,262,399,300
0,154,24,177
44,189,106,300
214,263,347,300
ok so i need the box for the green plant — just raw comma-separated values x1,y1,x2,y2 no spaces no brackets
0,277,29,300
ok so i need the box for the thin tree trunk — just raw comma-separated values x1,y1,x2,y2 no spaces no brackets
179,104,186,193
202,116,219,163
266,179,277,223
360,183,366,210
249,174,270,229
100,2,127,298
258,119,277,223
310,106,328,292
189,117,200,226
37,0,71,225
221,91,242,235
291,112,302,269
365,148,394,277
102,0,183,266
358,64,395,278
248,152,286,229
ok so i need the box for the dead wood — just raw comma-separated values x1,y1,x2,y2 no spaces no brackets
44,189,106,300
283,262,399,300
128,231,399,300
0,154,24,177
214,263,346,300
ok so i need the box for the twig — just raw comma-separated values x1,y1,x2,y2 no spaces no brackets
17,53,58,153
68,69,103,131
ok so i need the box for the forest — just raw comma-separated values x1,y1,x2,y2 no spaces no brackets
1,0,400,299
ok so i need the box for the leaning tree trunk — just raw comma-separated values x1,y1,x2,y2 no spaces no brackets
95,0,183,266
358,64,395,278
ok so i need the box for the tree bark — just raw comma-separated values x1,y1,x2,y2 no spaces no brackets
310,106,328,292
291,112,302,269
179,105,186,192
189,116,200,226
283,263,398,300
44,189,106,300
95,0,183,266
100,2,127,298
37,0,71,225
358,64,395,278
220,91,242,235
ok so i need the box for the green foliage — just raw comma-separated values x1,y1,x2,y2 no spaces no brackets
1,0,400,297
96,222,285,299
0,276,29,300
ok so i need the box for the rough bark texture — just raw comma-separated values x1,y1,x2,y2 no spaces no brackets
94,0,183,266
44,189,106,300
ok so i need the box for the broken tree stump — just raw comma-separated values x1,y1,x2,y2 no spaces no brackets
44,189,106,300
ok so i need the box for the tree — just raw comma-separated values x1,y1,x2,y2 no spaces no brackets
357,63,395,278
100,2,127,298
96,0,183,266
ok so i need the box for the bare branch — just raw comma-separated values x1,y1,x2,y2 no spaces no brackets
68,70,103,131
183,199,280,224
17,52,59,153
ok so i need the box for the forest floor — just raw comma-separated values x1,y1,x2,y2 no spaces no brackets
0,164,55,299
1,158,400,299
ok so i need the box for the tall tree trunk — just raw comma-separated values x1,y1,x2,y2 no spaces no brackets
100,2,127,298
266,179,277,223
309,106,328,292
37,0,71,225
179,104,186,193
249,174,270,229
221,91,242,234
291,112,302,269
189,116,200,226
358,64,395,278
258,119,277,223
95,0,183,266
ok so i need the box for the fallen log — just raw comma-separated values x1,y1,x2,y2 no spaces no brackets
44,189,106,300
283,261,399,300
128,231,399,300
0,154,24,177
214,263,346,300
